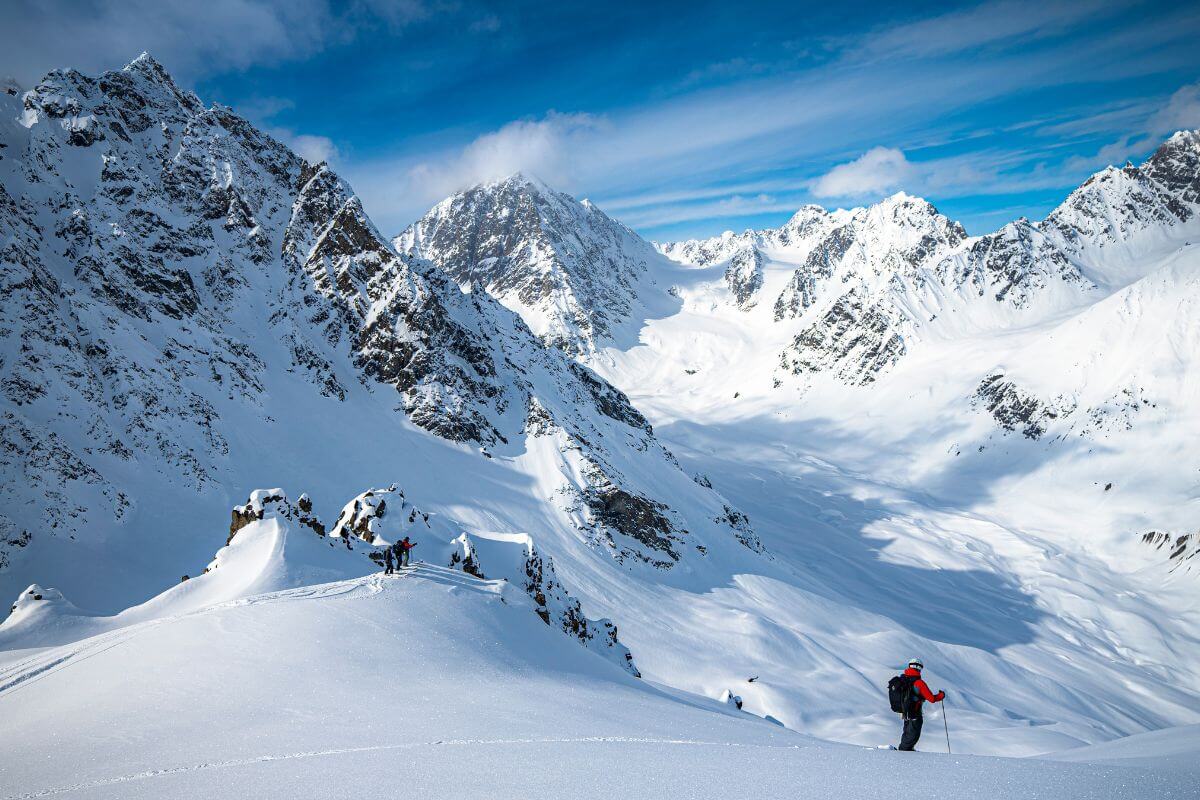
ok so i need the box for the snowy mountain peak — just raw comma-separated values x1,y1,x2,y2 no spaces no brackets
492,170,552,191
845,191,964,244
1142,128,1200,205
1034,128,1200,290
782,204,829,227
657,130,1200,390
0,56,762,600
396,174,677,355
123,51,172,80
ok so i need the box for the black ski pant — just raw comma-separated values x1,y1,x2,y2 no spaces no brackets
898,715,923,751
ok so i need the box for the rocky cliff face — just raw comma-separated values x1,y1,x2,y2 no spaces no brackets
448,530,639,676
395,174,676,356
657,137,1200,396
0,56,760,591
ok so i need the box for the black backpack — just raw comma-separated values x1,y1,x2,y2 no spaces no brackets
887,674,916,714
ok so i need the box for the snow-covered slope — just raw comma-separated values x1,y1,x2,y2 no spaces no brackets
0,55,758,612
4,53,1200,775
581,133,1200,755
395,173,679,356
1,506,1194,799
396,130,1200,755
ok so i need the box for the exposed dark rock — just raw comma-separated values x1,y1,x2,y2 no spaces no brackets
780,289,905,385
973,373,1073,440
449,532,639,676
715,505,763,553
1141,530,1198,572
584,482,679,561
228,490,325,546
725,245,764,310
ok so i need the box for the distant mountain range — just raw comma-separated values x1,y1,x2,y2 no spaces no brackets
3,55,1199,758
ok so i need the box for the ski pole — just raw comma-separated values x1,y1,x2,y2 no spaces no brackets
942,699,951,754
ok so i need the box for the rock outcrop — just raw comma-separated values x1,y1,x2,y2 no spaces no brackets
228,489,326,546
396,173,674,356
1141,530,1199,573
447,531,639,676
0,55,760,588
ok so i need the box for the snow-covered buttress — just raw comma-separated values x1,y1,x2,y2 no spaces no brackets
0,56,759,593
395,173,678,356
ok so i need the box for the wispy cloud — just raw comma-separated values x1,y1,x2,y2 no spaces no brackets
846,0,1127,62
319,0,1200,238
347,112,608,227
407,112,606,200
0,0,431,86
617,194,800,230
811,147,914,198
286,134,340,164
1147,81,1200,135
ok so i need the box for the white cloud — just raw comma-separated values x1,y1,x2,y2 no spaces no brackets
1147,81,1200,136
288,134,340,164
406,112,607,202
849,0,1123,62
0,0,427,86
617,193,796,230
810,147,914,198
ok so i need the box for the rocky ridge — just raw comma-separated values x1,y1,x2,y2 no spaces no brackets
0,56,760,593
658,138,1200,393
395,174,676,356
223,486,639,673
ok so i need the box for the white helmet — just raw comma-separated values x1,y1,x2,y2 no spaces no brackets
907,658,924,670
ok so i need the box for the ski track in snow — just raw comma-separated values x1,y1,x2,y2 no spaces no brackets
2,737,806,800
0,570,413,699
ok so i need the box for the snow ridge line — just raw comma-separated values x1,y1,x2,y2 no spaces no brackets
0,573,394,700
0,567,492,701
1,737,809,799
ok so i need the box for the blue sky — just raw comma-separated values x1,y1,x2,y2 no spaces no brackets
4,1,1199,240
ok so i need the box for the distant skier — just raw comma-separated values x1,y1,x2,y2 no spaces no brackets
889,658,945,751
382,546,395,575
399,536,417,567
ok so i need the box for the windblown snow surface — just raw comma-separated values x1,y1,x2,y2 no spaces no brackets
2,55,1200,798
1,514,1195,799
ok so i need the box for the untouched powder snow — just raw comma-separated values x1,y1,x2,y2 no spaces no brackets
0,512,1195,799
1047,724,1200,772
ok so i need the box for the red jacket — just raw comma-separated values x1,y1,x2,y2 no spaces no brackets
904,667,945,705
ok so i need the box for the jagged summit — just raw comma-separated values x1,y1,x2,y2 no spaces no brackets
396,172,679,355
124,51,168,74
0,56,762,606
482,170,554,191
652,130,1200,387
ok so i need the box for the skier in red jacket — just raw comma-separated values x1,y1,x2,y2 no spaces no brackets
399,536,417,567
898,658,945,751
